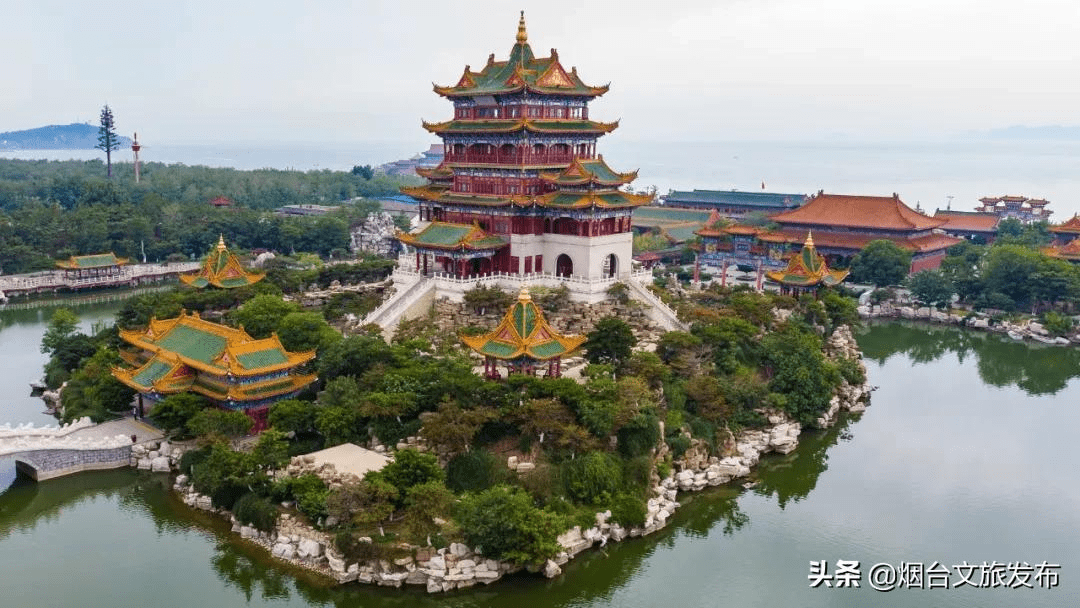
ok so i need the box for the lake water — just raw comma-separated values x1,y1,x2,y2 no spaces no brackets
5,137,1080,218
0,304,1077,607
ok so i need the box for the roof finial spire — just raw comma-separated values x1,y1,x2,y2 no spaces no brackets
805,230,814,249
516,10,528,44
217,234,226,250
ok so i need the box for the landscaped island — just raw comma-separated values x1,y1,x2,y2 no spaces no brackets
40,260,871,592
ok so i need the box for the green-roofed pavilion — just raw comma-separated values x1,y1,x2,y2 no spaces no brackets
461,285,585,379
180,235,265,289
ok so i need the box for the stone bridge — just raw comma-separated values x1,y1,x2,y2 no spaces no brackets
0,418,163,481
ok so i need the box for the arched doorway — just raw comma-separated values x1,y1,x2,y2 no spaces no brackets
603,253,617,278
556,254,573,278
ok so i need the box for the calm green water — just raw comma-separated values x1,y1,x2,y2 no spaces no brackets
1,310,1076,607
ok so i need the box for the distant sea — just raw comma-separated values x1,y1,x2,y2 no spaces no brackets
3,138,1079,218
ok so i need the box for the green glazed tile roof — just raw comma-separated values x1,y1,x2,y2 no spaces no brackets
436,40,604,97
633,207,713,224
529,341,568,358
71,253,122,268
155,325,227,364
236,349,289,369
579,160,621,182
131,359,173,388
413,224,475,246
664,226,702,243
512,302,537,337
218,276,254,288
480,341,518,357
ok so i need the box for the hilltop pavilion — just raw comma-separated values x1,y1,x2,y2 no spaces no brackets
398,12,650,281
113,310,316,431
461,285,585,379
180,236,265,289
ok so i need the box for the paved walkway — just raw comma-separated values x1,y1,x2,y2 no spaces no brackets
69,418,164,445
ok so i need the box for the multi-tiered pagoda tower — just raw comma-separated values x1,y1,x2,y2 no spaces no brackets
399,12,650,281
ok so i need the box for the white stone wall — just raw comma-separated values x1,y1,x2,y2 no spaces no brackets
533,232,632,280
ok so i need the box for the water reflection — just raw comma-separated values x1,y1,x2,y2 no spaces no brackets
752,415,857,509
857,321,1080,395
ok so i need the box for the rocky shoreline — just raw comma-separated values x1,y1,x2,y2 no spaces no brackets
858,302,1080,345
163,325,870,594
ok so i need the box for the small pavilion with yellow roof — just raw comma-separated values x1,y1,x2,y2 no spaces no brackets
765,232,849,296
461,285,586,379
180,236,265,289
112,310,316,431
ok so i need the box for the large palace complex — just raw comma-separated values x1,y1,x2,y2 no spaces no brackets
398,13,651,281
695,192,962,274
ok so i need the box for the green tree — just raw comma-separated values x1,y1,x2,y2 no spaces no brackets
583,316,637,368
380,449,444,501
152,393,209,435
95,105,121,178
318,376,363,408
327,478,398,536
981,245,1041,310
455,485,561,565
849,240,912,286
188,408,254,441
40,308,80,355
418,400,496,455
251,428,290,472
906,269,955,308
761,323,840,426
268,399,318,434
232,295,300,339
402,480,455,544
277,311,341,353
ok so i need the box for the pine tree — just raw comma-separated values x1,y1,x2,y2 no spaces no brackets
95,105,120,177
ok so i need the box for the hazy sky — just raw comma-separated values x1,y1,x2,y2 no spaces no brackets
5,0,1079,146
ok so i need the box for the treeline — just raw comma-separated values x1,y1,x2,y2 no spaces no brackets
850,219,1080,320
0,158,419,273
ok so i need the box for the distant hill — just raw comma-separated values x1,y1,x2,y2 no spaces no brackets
0,123,133,150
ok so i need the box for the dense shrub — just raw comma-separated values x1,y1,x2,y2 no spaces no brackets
834,357,866,385
616,411,661,458
562,451,622,505
273,474,329,521
455,485,561,565
446,450,501,493
211,483,248,511
609,493,647,528
234,493,278,532
666,435,691,459
177,445,212,476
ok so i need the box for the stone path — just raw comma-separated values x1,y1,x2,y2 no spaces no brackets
69,418,164,445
